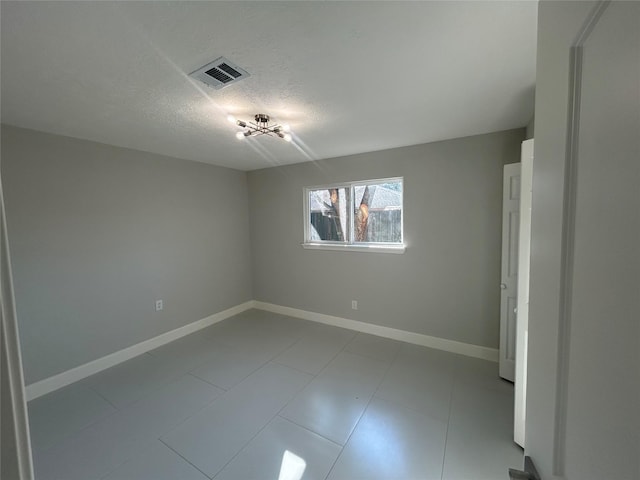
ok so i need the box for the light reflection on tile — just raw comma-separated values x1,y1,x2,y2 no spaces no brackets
214,416,341,480
327,397,447,480
28,310,521,480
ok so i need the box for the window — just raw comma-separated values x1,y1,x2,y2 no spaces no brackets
304,177,404,252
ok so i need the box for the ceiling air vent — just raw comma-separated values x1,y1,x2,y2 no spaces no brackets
189,56,250,90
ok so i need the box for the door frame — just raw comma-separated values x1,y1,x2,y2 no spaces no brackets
514,139,534,447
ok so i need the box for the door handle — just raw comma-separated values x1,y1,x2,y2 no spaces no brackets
500,283,507,289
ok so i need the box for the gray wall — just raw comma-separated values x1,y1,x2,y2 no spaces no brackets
563,3,639,477
527,2,639,479
248,129,525,349
1,125,253,384
525,2,595,477
525,115,535,139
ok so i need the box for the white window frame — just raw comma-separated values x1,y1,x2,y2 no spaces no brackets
302,176,405,254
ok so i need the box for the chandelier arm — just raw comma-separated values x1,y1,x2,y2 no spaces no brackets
233,114,291,140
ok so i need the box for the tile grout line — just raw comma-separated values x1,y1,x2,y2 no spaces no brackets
371,339,403,399
97,455,145,480
370,344,460,418
87,351,193,412
323,338,401,479
308,330,357,379
31,384,122,456
283,330,364,466
100,378,234,480
176,328,301,393
97,439,171,480
188,343,290,386
33,372,221,479
167,327,319,479
274,414,344,449
85,383,120,411
274,328,357,380
153,377,228,449
203,365,317,479
146,334,304,449
155,334,316,474
270,359,319,377
253,332,317,377
439,359,459,480
185,372,228,392
158,438,217,480
35,313,515,480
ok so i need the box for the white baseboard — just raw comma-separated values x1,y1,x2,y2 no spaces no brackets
253,301,499,363
26,299,498,401
25,300,255,401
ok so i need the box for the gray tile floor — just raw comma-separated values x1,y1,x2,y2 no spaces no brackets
28,309,523,480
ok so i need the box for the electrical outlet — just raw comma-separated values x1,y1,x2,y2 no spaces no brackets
351,300,358,310
155,300,163,311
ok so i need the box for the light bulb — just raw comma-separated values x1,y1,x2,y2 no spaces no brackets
283,124,291,132
227,115,236,124
235,131,245,140
283,133,292,142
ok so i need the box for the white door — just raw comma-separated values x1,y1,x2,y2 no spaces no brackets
514,139,533,447
499,162,521,382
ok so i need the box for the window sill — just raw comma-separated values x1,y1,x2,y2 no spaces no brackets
301,243,406,254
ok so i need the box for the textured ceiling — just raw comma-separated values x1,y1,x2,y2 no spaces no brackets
1,1,537,171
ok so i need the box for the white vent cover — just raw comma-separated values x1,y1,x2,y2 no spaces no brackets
189,56,250,90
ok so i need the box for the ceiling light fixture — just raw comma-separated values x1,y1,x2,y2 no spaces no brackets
228,114,292,142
